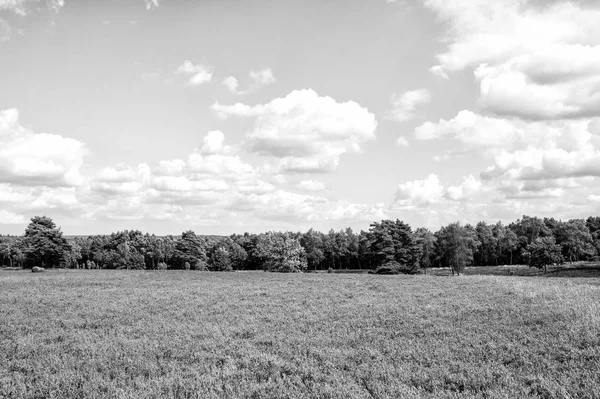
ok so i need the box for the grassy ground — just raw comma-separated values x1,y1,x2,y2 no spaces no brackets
427,262,600,282
1,270,599,398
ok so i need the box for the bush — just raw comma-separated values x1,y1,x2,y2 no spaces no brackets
327,267,333,274
184,262,191,270
370,261,401,275
191,259,208,271
157,262,168,270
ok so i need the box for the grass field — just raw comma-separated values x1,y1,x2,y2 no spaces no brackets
1,270,600,398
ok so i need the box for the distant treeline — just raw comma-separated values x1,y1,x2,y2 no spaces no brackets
1,216,600,274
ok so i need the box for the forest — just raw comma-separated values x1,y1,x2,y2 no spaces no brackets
1,215,600,275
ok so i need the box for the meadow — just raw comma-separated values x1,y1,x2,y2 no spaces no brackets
1,270,599,398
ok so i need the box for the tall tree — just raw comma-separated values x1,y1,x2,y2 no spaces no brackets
475,222,496,266
555,219,595,263
253,232,307,272
510,216,552,264
367,220,420,274
414,227,436,272
524,236,563,273
434,223,480,275
173,231,207,269
22,216,70,268
300,229,325,271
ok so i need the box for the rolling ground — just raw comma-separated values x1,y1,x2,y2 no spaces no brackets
1,269,599,398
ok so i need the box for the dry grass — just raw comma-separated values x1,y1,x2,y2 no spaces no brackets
1,270,600,398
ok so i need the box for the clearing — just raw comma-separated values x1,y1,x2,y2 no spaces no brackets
1,270,599,398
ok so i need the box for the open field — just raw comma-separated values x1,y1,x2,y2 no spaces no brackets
1,271,600,398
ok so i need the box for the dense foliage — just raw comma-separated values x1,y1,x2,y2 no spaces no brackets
2,214,600,272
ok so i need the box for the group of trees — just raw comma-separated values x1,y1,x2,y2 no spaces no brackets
2,215,600,274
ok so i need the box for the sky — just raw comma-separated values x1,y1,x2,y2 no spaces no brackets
0,0,600,235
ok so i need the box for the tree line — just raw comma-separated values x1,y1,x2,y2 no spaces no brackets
1,215,600,274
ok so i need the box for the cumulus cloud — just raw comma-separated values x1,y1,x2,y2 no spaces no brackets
390,171,600,230
47,128,385,230
415,109,600,186
211,89,377,173
222,76,239,93
249,68,276,87
394,174,445,208
176,61,213,86
223,68,276,95
446,175,482,202
228,190,386,224
145,0,159,10
0,108,87,187
425,0,600,120
386,89,431,122
396,137,410,147
0,0,64,15
297,180,326,192
0,209,25,224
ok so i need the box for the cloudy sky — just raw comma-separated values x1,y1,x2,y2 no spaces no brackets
1,0,599,235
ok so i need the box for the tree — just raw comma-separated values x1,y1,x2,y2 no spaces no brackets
510,216,552,264
173,231,207,269
475,222,496,266
253,232,307,272
209,246,233,271
22,216,70,268
492,222,518,265
367,220,420,274
434,223,480,275
555,219,595,263
414,228,436,273
0,236,23,268
586,216,600,259
524,236,563,273
300,229,325,271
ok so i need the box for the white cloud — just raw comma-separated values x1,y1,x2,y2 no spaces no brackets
210,102,265,119
0,209,25,224
415,110,596,155
396,137,410,147
0,108,87,187
386,89,431,122
425,0,600,120
211,89,377,173
200,130,230,155
228,189,386,224
298,180,326,192
249,68,276,86
394,174,445,208
429,65,448,79
60,128,386,229
145,0,159,10
222,76,239,93
446,175,482,201
414,110,522,148
176,61,212,86
0,0,64,14
222,68,276,95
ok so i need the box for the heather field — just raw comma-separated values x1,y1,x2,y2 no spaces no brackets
1,270,600,399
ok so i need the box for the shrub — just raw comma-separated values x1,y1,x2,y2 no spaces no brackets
371,261,401,275
184,262,191,270
157,262,168,270
191,259,208,271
